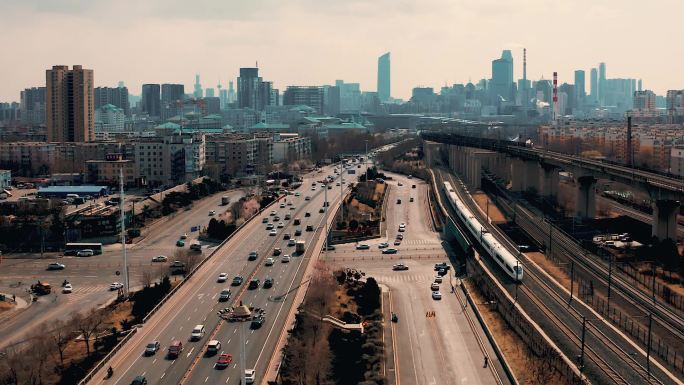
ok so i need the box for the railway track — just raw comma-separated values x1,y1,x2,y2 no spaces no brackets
436,169,677,385
482,174,684,374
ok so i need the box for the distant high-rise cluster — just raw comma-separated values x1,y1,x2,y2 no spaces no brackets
237,67,278,111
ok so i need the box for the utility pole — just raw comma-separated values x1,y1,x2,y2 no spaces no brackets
324,181,329,254
607,252,613,309
569,261,575,304
548,220,553,256
120,167,129,298
646,313,652,379
579,317,586,371
365,140,369,182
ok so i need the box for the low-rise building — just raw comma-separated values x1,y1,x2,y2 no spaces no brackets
86,155,136,186
272,133,311,163
0,170,10,189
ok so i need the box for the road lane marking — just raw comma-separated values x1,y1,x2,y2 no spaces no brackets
205,376,209,382
187,347,195,357
161,372,165,379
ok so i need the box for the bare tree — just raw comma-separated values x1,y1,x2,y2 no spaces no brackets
140,269,158,288
73,309,107,356
46,319,74,369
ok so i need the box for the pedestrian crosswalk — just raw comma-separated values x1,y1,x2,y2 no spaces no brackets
400,239,441,246
371,273,439,284
62,285,110,303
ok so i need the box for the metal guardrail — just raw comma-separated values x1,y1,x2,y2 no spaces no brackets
77,195,284,385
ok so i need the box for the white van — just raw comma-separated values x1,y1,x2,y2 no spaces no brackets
190,325,205,340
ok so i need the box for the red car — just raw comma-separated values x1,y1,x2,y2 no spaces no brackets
216,353,233,368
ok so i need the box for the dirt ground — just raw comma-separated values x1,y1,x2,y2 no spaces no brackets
524,252,575,296
465,280,568,385
0,300,13,313
472,192,507,224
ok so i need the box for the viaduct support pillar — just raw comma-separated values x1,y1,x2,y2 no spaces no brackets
525,160,540,194
652,200,680,241
540,164,559,203
575,176,597,221
510,158,527,193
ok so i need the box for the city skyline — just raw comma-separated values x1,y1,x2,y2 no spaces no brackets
1,0,683,102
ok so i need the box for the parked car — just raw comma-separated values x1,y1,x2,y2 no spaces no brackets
432,291,442,300
77,249,94,257
208,210,216,216
431,283,440,291
180,233,188,240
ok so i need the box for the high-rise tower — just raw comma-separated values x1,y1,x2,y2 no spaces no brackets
598,62,606,105
194,74,203,98
590,68,598,104
46,65,95,142
574,70,586,110
377,52,391,102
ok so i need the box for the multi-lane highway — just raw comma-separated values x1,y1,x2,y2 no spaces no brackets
325,172,505,385
0,189,244,349
88,163,357,385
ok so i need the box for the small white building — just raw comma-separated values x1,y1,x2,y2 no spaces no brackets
95,103,125,131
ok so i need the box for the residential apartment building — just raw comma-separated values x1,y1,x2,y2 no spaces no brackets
86,155,136,186
46,65,95,142
272,133,311,162
134,131,205,187
671,145,684,177
283,86,324,114
20,87,46,125
95,104,125,131
95,86,130,116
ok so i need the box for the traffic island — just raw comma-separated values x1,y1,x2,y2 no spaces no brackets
277,267,385,385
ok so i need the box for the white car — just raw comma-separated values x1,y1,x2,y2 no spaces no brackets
378,242,389,249
62,283,73,294
217,273,228,282
277,222,284,228
265,257,275,266
47,263,66,270
269,229,277,236
110,282,124,291
245,369,256,384
432,291,442,300
270,210,276,216
77,249,94,257
431,282,440,291
209,210,216,216
152,255,168,262
180,233,188,240
280,203,286,208
281,255,291,263
434,276,443,283
311,186,316,191
287,239,296,247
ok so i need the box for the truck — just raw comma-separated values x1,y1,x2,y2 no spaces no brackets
295,241,306,255
221,195,230,205
31,281,52,295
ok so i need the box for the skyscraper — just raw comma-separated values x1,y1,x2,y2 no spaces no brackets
46,65,95,142
141,84,161,118
283,86,324,114
490,50,514,102
194,74,203,98
574,70,586,110
228,81,236,104
598,62,606,105
238,68,261,110
161,84,185,105
205,88,215,98
590,68,598,104
377,52,391,102
95,86,130,116
20,87,46,125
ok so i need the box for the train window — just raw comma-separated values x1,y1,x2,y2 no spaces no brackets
506,265,513,272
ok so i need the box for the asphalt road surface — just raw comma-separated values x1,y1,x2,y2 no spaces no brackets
325,172,503,385
88,163,361,385
0,189,245,349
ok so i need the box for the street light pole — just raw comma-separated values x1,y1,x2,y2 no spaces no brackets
120,167,129,298
579,316,586,371
646,312,652,379
607,252,613,309
569,261,575,304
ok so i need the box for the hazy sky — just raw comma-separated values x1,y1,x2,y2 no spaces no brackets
1,0,682,102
